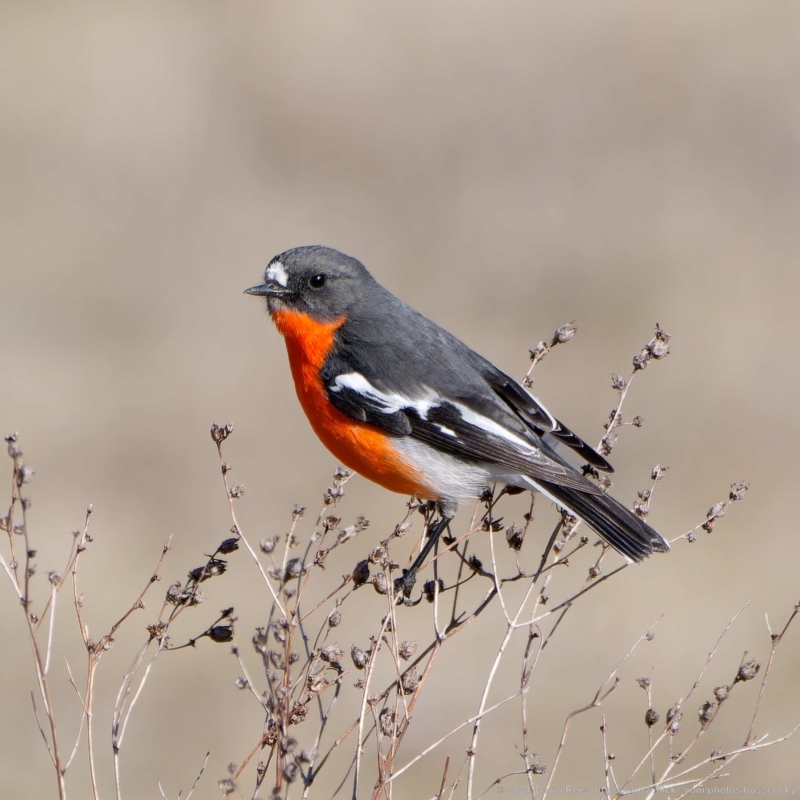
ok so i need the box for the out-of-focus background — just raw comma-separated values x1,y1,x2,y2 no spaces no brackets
2,1,799,797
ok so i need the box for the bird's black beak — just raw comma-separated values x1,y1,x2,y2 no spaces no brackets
244,281,287,297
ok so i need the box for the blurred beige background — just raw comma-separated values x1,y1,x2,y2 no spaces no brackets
2,1,799,797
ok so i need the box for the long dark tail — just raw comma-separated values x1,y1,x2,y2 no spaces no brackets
537,481,670,562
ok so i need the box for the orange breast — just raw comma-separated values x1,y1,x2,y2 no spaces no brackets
272,309,429,497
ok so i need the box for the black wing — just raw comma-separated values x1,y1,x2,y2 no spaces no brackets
324,367,602,495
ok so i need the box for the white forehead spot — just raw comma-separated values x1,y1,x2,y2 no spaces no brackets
266,261,288,287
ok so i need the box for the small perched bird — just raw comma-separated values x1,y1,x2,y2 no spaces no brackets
246,246,668,597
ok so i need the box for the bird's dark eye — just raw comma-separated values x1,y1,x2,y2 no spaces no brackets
309,274,327,289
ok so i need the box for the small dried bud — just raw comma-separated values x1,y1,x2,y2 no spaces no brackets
217,537,239,554
208,625,234,643
218,778,236,795
368,545,388,564
398,640,417,660
352,559,370,587
468,554,483,572
631,415,644,427
529,342,549,363
651,464,668,481
611,373,626,391
400,666,420,695
645,708,660,727
648,339,669,359
189,558,227,582
252,628,269,654
292,504,305,519
379,708,396,738
260,536,279,554
554,323,577,344
713,685,730,702
588,565,602,579
323,515,341,533
328,610,342,628
422,579,444,603
735,660,760,682
698,700,715,726
351,645,368,669
506,524,524,551
372,571,388,595
319,645,343,665
16,464,35,485
636,677,650,690
729,482,749,501
284,558,303,581
667,705,682,735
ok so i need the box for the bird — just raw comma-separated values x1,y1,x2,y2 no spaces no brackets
245,246,669,598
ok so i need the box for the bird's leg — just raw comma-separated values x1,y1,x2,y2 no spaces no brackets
394,501,456,603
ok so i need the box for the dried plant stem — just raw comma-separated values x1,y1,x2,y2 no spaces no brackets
745,604,799,744
544,618,661,800
625,602,749,800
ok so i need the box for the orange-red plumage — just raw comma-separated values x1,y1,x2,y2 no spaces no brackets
272,309,430,497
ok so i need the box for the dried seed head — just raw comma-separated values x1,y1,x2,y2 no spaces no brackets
729,482,749,501
379,707,396,737
319,645,343,665
351,645,368,670
651,464,668,481
298,749,316,765
506,524,524,551
189,558,228,582
400,666,420,695
398,640,417,660
554,323,577,344
210,422,234,443
648,339,669,359
260,536,279,554
714,685,730,702
423,579,444,603
636,677,650,690
217,537,239,554
698,700,715,727
368,545,388,564
218,778,236,795
735,660,760,683
352,559,370,587
328,610,342,628
666,705,682,735
208,625,234,643
372,571,388,595
645,708,660,727
284,558,303,581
